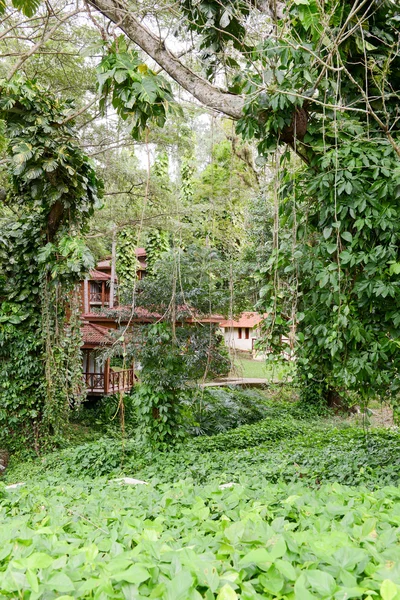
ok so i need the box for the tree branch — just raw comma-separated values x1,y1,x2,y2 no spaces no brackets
87,0,245,120
6,8,80,81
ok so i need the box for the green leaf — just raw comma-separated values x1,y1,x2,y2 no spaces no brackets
380,580,399,600
10,0,41,17
46,573,75,593
240,538,286,567
165,571,194,600
341,231,353,243
323,227,332,239
240,548,270,567
217,584,238,600
389,262,400,275
112,565,150,584
26,569,39,593
307,570,336,596
326,243,337,254
26,552,54,569
275,559,297,580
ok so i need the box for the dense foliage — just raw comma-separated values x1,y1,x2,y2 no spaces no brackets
0,78,102,450
7,396,400,490
2,393,400,599
97,37,180,140
186,387,268,436
238,0,400,408
127,323,229,447
1,477,400,599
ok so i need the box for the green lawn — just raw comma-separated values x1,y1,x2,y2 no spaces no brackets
230,353,293,380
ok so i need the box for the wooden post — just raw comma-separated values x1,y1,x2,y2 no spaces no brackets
83,279,89,313
104,359,110,394
109,225,116,308
101,281,105,307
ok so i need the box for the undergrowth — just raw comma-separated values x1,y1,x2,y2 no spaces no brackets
1,479,400,598
5,403,400,489
2,390,400,599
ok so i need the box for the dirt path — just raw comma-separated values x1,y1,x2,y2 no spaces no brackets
348,404,395,428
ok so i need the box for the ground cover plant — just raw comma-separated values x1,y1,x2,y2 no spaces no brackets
1,477,400,599
6,396,400,490
2,393,400,599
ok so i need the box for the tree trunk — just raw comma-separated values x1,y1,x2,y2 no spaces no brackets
109,225,116,308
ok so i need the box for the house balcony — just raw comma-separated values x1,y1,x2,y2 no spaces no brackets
84,368,136,395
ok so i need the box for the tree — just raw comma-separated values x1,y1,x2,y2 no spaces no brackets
2,0,400,413
0,78,102,450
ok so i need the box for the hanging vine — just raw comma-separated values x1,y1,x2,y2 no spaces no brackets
0,77,103,451
116,227,139,290
245,1,400,412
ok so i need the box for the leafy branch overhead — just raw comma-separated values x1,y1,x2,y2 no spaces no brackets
97,37,182,140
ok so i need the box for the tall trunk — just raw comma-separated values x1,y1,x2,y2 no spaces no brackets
109,225,116,308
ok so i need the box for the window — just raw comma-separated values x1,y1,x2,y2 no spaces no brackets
245,328,250,340
89,281,102,303
238,327,242,339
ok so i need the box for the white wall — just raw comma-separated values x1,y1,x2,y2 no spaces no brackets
222,327,256,352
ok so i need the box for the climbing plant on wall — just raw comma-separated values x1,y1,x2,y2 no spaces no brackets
116,227,139,290
0,77,102,451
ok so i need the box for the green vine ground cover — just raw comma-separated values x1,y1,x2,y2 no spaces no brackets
2,397,400,599
1,479,400,599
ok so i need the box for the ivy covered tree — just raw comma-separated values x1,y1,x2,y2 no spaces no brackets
0,78,102,450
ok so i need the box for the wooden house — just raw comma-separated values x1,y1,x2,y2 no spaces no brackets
81,320,136,395
80,249,223,396
79,252,146,396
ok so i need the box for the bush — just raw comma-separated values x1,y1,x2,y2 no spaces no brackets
185,387,270,436
190,414,307,452
73,394,138,435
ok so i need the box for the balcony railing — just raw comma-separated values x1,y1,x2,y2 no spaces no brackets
84,368,136,394
89,291,110,305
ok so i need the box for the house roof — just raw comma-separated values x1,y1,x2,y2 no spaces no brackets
81,306,162,323
81,322,113,345
96,248,147,271
82,305,224,325
96,258,111,270
89,269,113,281
219,312,267,329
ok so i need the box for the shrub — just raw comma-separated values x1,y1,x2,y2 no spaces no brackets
185,387,269,436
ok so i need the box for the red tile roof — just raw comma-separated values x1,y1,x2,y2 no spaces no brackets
81,306,161,322
89,269,113,281
219,312,267,329
96,258,111,269
81,306,223,324
81,322,113,345
96,249,147,271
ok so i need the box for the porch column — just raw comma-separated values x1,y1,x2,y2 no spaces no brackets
83,279,89,313
104,359,110,394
